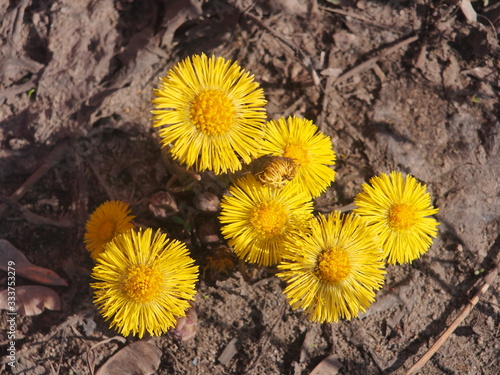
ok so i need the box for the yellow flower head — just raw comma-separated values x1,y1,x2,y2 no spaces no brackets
257,116,336,198
84,200,135,260
152,54,267,175
353,171,440,264
277,212,386,323
219,174,313,267
91,228,199,338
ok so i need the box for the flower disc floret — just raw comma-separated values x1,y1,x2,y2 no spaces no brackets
123,265,163,303
190,89,235,135
318,247,351,283
250,201,288,237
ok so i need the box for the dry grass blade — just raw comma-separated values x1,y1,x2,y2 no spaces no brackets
334,35,419,85
0,195,72,228
405,260,500,375
319,5,404,34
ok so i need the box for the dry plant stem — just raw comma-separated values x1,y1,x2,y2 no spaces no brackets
55,328,68,375
238,259,252,282
0,141,69,217
334,35,419,85
87,162,116,200
405,261,500,375
244,301,287,373
0,194,72,227
319,5,404,34
333,203,357,212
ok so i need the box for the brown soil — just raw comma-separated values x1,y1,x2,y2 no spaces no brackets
1,1,499,374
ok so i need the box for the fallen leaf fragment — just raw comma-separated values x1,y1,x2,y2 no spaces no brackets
96,340,162,375
0,285,61,316
309,354,343,375
0,239,68,286
218,338,238,366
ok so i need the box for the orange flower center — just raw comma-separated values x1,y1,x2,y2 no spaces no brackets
317,247,351,283
250,201,287,237
123,265,163,303
98,221,116,241
388,203,418,231
190,89,235,135
284,142,309,165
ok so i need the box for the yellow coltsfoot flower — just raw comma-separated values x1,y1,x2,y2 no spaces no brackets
353,171,440,264
84,200,135,260
91,228,199,338
278,212,386,323
257,116,336,198
152,54,267,175
219,174,313,267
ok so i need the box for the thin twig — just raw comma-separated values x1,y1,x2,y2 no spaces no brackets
319,5,405,34
87,162,116,201
0,141,69,217
0,195,72,227
335,203,357,212
244,301,287,373
55,328,68,375
334,35,419,85
405,260,500,375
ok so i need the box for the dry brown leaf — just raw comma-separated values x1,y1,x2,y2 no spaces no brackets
0,285,61,316
0,239,68,286
218,338,238,366
309,354,343,375
96,340,162,375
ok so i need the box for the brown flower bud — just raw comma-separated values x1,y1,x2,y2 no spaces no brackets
252,155,298,189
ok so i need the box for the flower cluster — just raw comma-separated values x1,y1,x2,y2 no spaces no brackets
84,54,441,338
150,54,440,323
